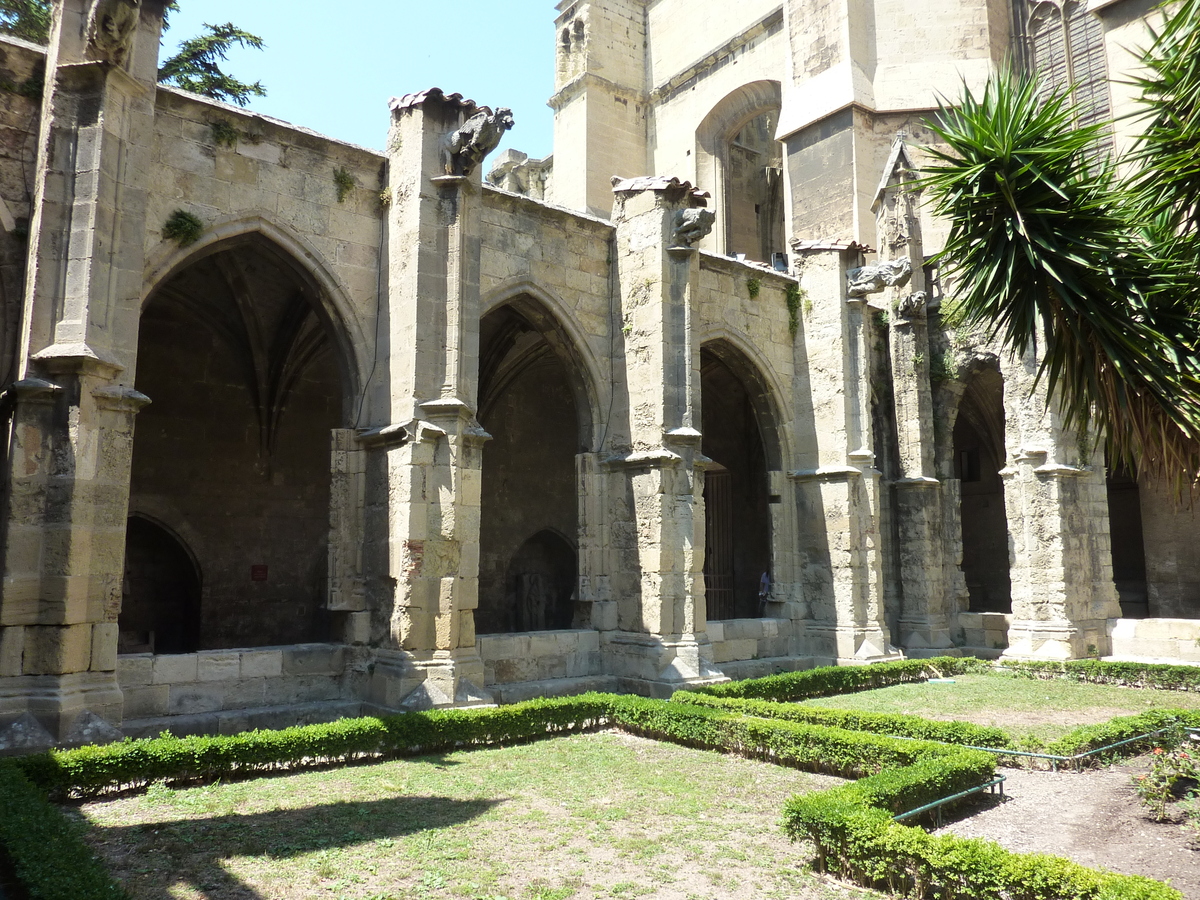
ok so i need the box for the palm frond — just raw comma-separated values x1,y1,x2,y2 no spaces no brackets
921,70,1200,497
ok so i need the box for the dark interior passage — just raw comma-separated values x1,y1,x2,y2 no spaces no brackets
1106,461,1148,617
119,516,201,654
128,236,342,650
477,303,581,634
700,346,772,620
954,367,1012,613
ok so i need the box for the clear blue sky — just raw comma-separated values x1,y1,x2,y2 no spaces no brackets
163,1,557,158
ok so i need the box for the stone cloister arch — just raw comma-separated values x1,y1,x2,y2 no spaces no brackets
475,291,601,635
127,229,360,650
695,80,785,263
950,364,1011,613
699,338,786,620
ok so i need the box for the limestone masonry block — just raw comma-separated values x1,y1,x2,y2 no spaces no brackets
282,644,344,676
196,652,241,682
122,684,169,719
90,623,118,671
344,612,371,645
168,685,225,716
117,654,153,686
152,653,198,684
240,649,283,679
0,626,23,677
23,625,92,675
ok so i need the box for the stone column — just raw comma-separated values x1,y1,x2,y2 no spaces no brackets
999,351,1121,659
791,245,899,664
0,0,168,742
874,142,956,655
365,90,499,710
602,177,725,696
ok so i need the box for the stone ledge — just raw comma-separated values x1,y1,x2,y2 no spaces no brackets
488,675,619,705
713,656,816,683
123,700,363,740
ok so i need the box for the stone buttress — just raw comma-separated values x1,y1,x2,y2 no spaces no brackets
0,0,169,742
601,177,726,696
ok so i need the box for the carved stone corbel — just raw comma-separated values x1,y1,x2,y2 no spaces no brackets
86,0,141,66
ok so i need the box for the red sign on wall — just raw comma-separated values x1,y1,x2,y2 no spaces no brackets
250,565,268,582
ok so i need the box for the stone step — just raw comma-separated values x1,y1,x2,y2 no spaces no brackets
488,674,619,705
123,700,363,739
713,656,816,683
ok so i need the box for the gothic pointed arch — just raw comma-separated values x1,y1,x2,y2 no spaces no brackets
477,290,593,634
700,337,783,619
130,227,348,648
480,280,604,449
142,214,369,417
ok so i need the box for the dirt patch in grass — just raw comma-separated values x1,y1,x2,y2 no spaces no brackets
799,673,1200,742
936,756,1200,899
72,731,882,900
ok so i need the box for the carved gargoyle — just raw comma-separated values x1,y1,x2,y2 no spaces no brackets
445,106,515,177
897,290,928,318
846,257,912,297
671,207,715,247
87,0,141,66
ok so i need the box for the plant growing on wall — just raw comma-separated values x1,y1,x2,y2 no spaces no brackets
333,168,356,203
785,283,805,338
746,277,761,299
209,120,240,149
162,209,203,247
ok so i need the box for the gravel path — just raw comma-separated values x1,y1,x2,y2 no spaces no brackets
936,762,1200,898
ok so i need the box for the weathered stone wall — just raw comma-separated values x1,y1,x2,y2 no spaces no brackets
645,6,786,200
117,643,355,737
0,37,41,397
140,88,382,393
1138,480,1200,618
477,629,606,699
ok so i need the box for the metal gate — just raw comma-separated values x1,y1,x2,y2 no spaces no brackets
703,467,735,620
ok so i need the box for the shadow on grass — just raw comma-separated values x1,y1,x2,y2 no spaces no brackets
81,794,502,899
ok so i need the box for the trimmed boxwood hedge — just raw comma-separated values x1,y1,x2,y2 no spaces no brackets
996,659,1200,692
2,659,1195,900
0,764,128,900
671,691,1013,748
611,695,969,777
686,655,989,701
14,693,612,798
784,771,1178,900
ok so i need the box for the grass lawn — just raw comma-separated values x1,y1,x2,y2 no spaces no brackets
797,672,1200,743
71,731,882,900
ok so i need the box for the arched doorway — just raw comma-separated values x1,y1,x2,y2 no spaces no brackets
1106,460,1148,617
119,516,201,654
476,300,588,634
129,234,347,649
700,343,776,620
953,367,1012,612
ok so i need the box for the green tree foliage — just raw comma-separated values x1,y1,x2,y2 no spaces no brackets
157,22,266,106
0,0,49,43
0,1,267,106
921,0,1200,495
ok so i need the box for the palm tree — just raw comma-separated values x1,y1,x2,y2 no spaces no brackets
920,0,1200,496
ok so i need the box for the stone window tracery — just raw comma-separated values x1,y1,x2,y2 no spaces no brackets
1019,0,1114,151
